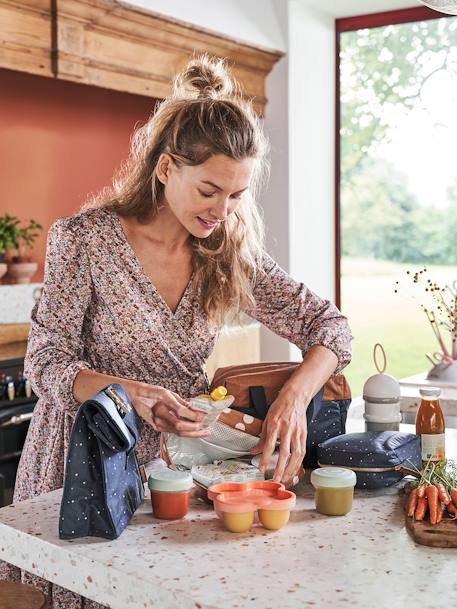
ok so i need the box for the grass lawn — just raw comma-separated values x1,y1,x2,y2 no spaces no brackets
340,258,457,396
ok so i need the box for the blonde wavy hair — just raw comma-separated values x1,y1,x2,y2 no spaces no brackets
85,54,270,327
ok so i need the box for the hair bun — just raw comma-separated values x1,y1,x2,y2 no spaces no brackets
173,54,236,100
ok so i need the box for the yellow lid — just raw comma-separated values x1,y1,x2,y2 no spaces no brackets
196,394,211,399
210,386,228,401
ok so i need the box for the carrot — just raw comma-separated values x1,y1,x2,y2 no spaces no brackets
414,496,428,521
436,503,445,524
446,502,457,518
407,488,418,517
425,485,439,525
417,485,426,498
436,483,450,506
450,488,457,506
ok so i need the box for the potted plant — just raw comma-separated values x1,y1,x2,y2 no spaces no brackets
0,214,20,281
7,217,43,284
396,268,457,383
14,219,43,262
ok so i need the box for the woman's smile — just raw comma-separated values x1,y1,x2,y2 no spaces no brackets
196,215,220,229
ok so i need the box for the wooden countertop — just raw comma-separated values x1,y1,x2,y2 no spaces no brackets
0,324,29,361
0,323,30,345
0,341,27,361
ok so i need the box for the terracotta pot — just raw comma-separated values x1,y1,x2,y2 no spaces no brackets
7,261,38,284
5,247,18,260
0,262,7,281
12,255,32,263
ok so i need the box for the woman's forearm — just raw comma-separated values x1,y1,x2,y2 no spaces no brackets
72,369,139,403
280,345,339,402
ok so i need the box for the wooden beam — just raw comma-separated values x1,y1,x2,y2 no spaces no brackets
0,0,283,112
0,0,52,78
56,0,283,115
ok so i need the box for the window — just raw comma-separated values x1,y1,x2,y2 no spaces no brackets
336,7,457,394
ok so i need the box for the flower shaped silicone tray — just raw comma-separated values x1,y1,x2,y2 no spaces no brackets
208,480,296,532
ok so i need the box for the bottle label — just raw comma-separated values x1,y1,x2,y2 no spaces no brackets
421,433,445,461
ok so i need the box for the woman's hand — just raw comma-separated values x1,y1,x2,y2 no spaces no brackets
127,381,210,438
250,347,339,484
250,385,310,484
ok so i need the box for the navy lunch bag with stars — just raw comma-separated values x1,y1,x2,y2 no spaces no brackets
317,431,421,489
59,384,145,540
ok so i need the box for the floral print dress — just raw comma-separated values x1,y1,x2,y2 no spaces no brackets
0,207,352,608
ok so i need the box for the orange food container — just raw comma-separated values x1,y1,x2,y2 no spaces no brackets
148,470,194,520
208,480,296,532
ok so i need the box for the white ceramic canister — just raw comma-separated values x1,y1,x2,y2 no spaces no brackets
363,372,401,432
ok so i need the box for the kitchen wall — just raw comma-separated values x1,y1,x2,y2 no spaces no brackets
0,68,156,282
127,0,286,50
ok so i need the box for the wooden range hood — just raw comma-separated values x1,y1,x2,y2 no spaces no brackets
1,0,283,114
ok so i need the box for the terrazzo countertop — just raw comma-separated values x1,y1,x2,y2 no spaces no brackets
1,419,457,609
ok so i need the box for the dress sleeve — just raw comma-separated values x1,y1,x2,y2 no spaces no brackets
244,252,352,375
24,218,93,415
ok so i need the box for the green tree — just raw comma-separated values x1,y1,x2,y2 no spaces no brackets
341,15,457,266
341,17,457,181
341,159,419,260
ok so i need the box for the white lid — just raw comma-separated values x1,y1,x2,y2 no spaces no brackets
363,373,400,401
419,386,441,397
310,467,357,489
148,469,193,492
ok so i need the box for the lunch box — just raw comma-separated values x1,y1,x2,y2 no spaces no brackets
317,431,421,489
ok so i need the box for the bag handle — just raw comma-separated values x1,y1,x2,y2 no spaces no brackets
82,384,138,453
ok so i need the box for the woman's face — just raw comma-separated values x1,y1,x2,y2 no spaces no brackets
156,153,255,238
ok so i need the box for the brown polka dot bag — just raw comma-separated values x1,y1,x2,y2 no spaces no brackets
161,362,351,484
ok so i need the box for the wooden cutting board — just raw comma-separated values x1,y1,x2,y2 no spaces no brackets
403,485,457,547
405,513,457,547
404,490,457,548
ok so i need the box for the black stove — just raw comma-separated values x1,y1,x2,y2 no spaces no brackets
0,357,37,507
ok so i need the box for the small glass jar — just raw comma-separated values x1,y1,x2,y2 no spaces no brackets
310,468,357,516
148,470,194,520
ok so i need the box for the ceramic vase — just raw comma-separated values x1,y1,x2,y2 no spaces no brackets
427,359,457,384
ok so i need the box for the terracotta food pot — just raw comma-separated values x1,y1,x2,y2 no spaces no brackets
0,262,7,281
7,262,38,284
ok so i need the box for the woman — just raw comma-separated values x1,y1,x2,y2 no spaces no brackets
1,55,351,607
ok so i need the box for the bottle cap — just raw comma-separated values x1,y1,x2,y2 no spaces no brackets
419,386,441,398
210,386,228,401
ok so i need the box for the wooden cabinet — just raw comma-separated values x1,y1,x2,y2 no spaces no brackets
0,0,283,115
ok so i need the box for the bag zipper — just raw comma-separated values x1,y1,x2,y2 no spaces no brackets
317,461,399,473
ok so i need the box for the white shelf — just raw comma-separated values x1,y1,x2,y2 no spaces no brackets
0,283,42,323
